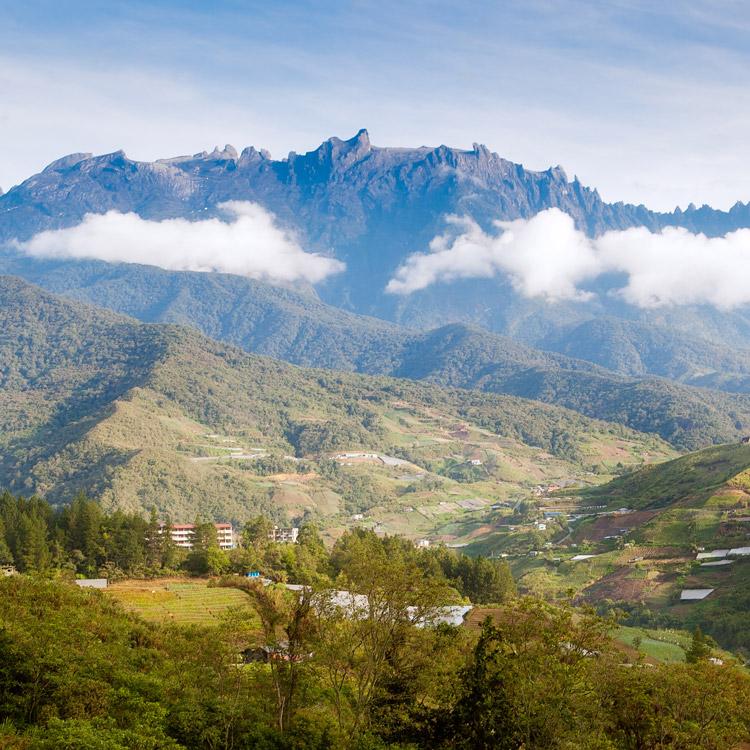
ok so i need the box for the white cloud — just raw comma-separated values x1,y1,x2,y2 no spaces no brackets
14,201,344,285
597,225,750,309
387,208,750,310
386,210,600,299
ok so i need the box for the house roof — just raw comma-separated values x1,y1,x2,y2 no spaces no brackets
680,589,714,600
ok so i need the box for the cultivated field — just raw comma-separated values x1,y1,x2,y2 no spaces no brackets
107,578,255,625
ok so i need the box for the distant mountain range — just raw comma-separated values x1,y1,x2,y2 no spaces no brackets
3,259,750,450
3,131,750,452
2,130,750,336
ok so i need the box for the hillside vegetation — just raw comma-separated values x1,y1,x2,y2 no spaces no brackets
5,260,750,449
579,443,750,510
500,444,750,654
3,545,750,749
0,277,672,525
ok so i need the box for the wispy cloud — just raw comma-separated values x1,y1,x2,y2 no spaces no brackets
14,202,344,285
387,208,750,310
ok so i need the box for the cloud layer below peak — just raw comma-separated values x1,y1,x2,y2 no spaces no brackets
386,209,750,310
14,202,344,285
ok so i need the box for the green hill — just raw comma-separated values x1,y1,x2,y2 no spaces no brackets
5,260,750,450
499,444,750,654
578,443,750,511
0,276,673,529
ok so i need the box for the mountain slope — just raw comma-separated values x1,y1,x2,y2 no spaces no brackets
541,317,750,390
1,256,409,372
3,260,750,450
402,329,750,451
3,131,750,340
577,443,750,512
0,276,673,524
572,445,750,653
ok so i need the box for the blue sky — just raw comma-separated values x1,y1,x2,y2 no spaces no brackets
1,0,749,209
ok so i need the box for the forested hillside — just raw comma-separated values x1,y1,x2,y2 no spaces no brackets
4,261,750,449
0,277,671,523
2,541,750,749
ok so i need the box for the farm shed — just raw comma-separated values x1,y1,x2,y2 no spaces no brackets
680,589,714,601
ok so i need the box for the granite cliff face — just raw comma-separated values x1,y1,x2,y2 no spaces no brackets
5,128,749,244
3,129,750,354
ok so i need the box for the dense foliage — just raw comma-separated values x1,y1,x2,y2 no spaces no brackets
0,492,516,605
1,573,749,749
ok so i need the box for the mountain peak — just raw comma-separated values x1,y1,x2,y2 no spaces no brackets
288,129,373,173
326,128,371,158
42,153,94,173
547,164,568,182
209,144,238,161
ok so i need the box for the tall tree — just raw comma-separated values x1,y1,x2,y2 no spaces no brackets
17,513,51,573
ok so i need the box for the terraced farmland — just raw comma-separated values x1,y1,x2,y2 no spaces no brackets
107,578,255,625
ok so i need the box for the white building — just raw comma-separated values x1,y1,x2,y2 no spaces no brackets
75,578,108,589
680,589,714,601
268,526,299,544
214,523,235,550
163,523,235,550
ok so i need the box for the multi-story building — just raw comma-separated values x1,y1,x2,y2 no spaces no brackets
169,524,196,549
161,523,235,550
214,523,234,550
268,526,299,544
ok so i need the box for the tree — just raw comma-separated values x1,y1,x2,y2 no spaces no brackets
186,522,228,576
219,578,315,734
17,513,51,574
443,598,613,749
290,523,329,583
685,626,711,664
144,507,164,569
434,551,516,604
314,530,456,739
62,494,104,575
0,518,13,565
159,514,179,570
242,516,273,550
600,660,750,749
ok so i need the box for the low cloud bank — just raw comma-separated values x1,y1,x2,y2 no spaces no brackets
386,208,750,309
15,202,344,285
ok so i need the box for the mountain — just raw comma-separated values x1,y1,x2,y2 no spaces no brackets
578,443,750,512
0,276,673,525
3,131,750,386
540,316,750,390
394,324,750,451
0,256,409,373
4,130,749,247
4,260,750,449
9,258,750,447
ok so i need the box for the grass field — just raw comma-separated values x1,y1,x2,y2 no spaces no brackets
107,578,255,625
614,625,688,663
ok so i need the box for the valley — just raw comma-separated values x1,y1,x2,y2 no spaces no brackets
0,276,672,529
4,4,750,747
3,274,749,658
